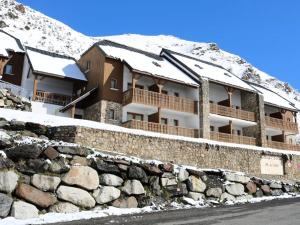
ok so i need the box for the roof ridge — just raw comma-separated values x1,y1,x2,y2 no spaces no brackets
25,46,75,61
96,39,162,61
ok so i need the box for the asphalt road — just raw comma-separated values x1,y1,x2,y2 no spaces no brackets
45,197,300,225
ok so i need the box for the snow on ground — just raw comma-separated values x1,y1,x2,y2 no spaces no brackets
1,108,300,156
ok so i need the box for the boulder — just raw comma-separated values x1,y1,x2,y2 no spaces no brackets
128,166,148,183
187,175,206,193
122,180,145,195
112,196,138,208
142,164,162,175
149,176,161,196
0,170,19,193
188,192,205,201
246,181,257,194
26,159,48,173
177,168,189,182
225,173,250,184
0,130,12,149
31,174,61,192
166,183,188,197
57,185,95,208
62,166,99,190
236,194,253,202
0,157,14,169
261,185,271,196
271,189,284,196
159,163,174,172
92,159,120,175
11,201,39,219
25,122,47,135
48,157,70,174
254,189,264,198
56,146,91,156
225,183,245,196
0,193,13,217
99,173,124,187
161,177,177,187
186,169,206,177
206,187,223,198
15,183,57,208
283,184,296,193
43,146,59,160
270,182,282,189
117,164,128,171
220,192,236,202
8,120,25,131
93,186,121,204
70,156,89,166
49,202,80,214
5,144,43,160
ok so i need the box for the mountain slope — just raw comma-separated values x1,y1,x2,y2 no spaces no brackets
0,0,299,109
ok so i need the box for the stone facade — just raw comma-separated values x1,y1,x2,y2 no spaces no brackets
51,125,300,181
84,100,122,125
199,79,210,139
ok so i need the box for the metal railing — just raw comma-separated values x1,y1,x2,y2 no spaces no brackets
210,131,256,145
265,116,298,133
123,88,198,114
123,119,199,138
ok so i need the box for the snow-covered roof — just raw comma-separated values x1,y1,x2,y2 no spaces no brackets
0,30,24,57
162,50,256,92
97,40,198,86
249,83,298,111
26,47,86,81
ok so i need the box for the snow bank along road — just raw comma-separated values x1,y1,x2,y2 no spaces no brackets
45,198,300,225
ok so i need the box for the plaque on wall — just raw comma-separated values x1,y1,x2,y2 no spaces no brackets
260,155,284,175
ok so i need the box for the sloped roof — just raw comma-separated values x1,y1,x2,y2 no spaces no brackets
0,30,24,57
161,49,256,92
26,47,86,81
249,82,298,111
97,40,198,86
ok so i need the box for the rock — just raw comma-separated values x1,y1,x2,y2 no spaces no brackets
270,182,282,189
25,122,47,135
49,202,80,214
246,181,257,194
118,164,128,171
19,174,31,184
142,164,162,175
0,157,14,169
159,163,174,172
206,187,222,198
225,173,250,184
5,144,43,160
220,192,236,202
166,183,188,197
8,120,25,131
149,176,161,195
43,146,60,160
161,176,177,187
283,184,296,193
57,185,96,208
31,174,61,192
113,159,130,166
99,173,123,187
11,201,39,219
92,158,120,175
128,166,148,183
0,193,13,217
112,196,138,208
122,180,145,195
187,192,205,201
26,159,48,173
177,168,189,182
70,156,89,166
93,186,121,204
225,183,245,196
62,166,99,190
261,185,271,195
49,157,70,174
57,146,91,156
186,169,206,177
236,195,253,202
187,175,206,193
254,189,264,197
0,170,19,193
0,130,12,149
15,183,57,208
271,189,284,196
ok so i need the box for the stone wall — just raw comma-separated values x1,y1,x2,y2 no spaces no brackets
50,125,300,182
0,88,31,111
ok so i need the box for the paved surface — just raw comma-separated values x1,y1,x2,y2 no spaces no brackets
45,198,300,225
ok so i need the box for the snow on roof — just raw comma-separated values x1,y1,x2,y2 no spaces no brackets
249,83,297,111
0,30,24,57
165,50,256,92
26,47,86,81
97,40,198,86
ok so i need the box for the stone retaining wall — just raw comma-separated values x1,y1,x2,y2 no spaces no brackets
50,126,300,181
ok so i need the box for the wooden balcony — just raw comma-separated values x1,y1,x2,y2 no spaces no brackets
265,116,298,133
210,103,256,122
210,132,256,146
34,90,72,106
123,88,198,114
122,119,199,138
267,140,300,151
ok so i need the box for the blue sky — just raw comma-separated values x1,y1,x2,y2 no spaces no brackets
19,0,300,90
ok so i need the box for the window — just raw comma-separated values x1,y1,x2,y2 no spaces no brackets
127,83,144,90
4,64,13,75
237,130,241,136
174,92,179,97
108,109,115,120
110,79,118,90
210,126,215,132
161,118,168,125
127,112,143,121
86,61,91,70
161,90,168,95
173,119,179,126
209,100,214,104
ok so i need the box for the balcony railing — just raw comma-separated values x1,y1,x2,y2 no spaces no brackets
210,131,256,145
123,88,198,114
267,140,300,151
123,119,199,138
34,90,72,106
265,116,298,133
210,103,256,122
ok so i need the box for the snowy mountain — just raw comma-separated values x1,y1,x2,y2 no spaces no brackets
0,0,300,109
